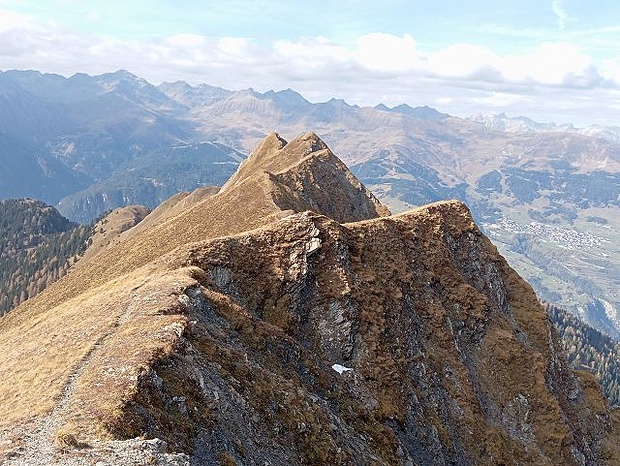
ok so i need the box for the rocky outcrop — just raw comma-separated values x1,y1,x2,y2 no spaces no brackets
224,131,391,223
111,201,613,465
0,133,617,465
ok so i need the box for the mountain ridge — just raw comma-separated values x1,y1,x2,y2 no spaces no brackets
1,69,619,341
1,133,618,465
8,132,387,317
470,112,620,144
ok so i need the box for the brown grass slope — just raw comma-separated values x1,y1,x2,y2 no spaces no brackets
0,132,389,456
113,186,220,243
3,132,387,316
78,204,151,263
0,133,617,465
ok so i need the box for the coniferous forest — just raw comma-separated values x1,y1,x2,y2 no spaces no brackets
547,302,620,406
0,199,91,314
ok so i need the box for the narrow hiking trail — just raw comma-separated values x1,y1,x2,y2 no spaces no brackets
4,337,107,465
2,288,146,466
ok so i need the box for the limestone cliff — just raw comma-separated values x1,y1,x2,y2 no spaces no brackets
0,133,617,465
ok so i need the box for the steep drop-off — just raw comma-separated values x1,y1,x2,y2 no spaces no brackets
0,133,617,465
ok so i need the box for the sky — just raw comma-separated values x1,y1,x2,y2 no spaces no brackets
1,0,619,126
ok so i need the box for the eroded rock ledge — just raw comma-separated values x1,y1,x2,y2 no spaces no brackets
43,201,618,465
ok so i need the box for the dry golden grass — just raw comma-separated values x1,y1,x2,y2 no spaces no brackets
79,204,150,263
0,131,389,436
1,132,616,464
0,278,131,425
114,186,220,244
0,263,197,442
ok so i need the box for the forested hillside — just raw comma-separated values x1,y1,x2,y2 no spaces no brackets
547,302,620,406
0,199,91,314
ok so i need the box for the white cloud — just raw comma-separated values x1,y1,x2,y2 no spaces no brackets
600,58,620,84
426,44,499,78
0,10,618,127
271,34,606,92
217,37,251,58
501,42,596,85
0,9,31,32
0,12,607,91
354,33,422,72
165,33,206,49
274,36,350,71
473,92,533,108
436,97,454,106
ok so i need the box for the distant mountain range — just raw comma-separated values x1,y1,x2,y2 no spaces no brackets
0,69,619,340
470,112,620,143
0,70,243,221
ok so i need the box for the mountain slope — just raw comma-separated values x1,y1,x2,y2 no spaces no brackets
0,199,91,313
0,133,89,203
159,80,620,339
0,133,617,465
3,132,387,318
0,70,240,220
78,204,151,263
2,69,620,339
548,302,620,407
470,112,620,144
57,141,244,223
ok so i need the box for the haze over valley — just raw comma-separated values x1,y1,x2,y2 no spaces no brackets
1,69,618,342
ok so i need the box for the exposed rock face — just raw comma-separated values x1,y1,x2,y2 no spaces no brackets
121,202,614,465
224,131,391,223
0,133,617,465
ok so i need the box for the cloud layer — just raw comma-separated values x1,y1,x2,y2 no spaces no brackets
0,7,619,127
